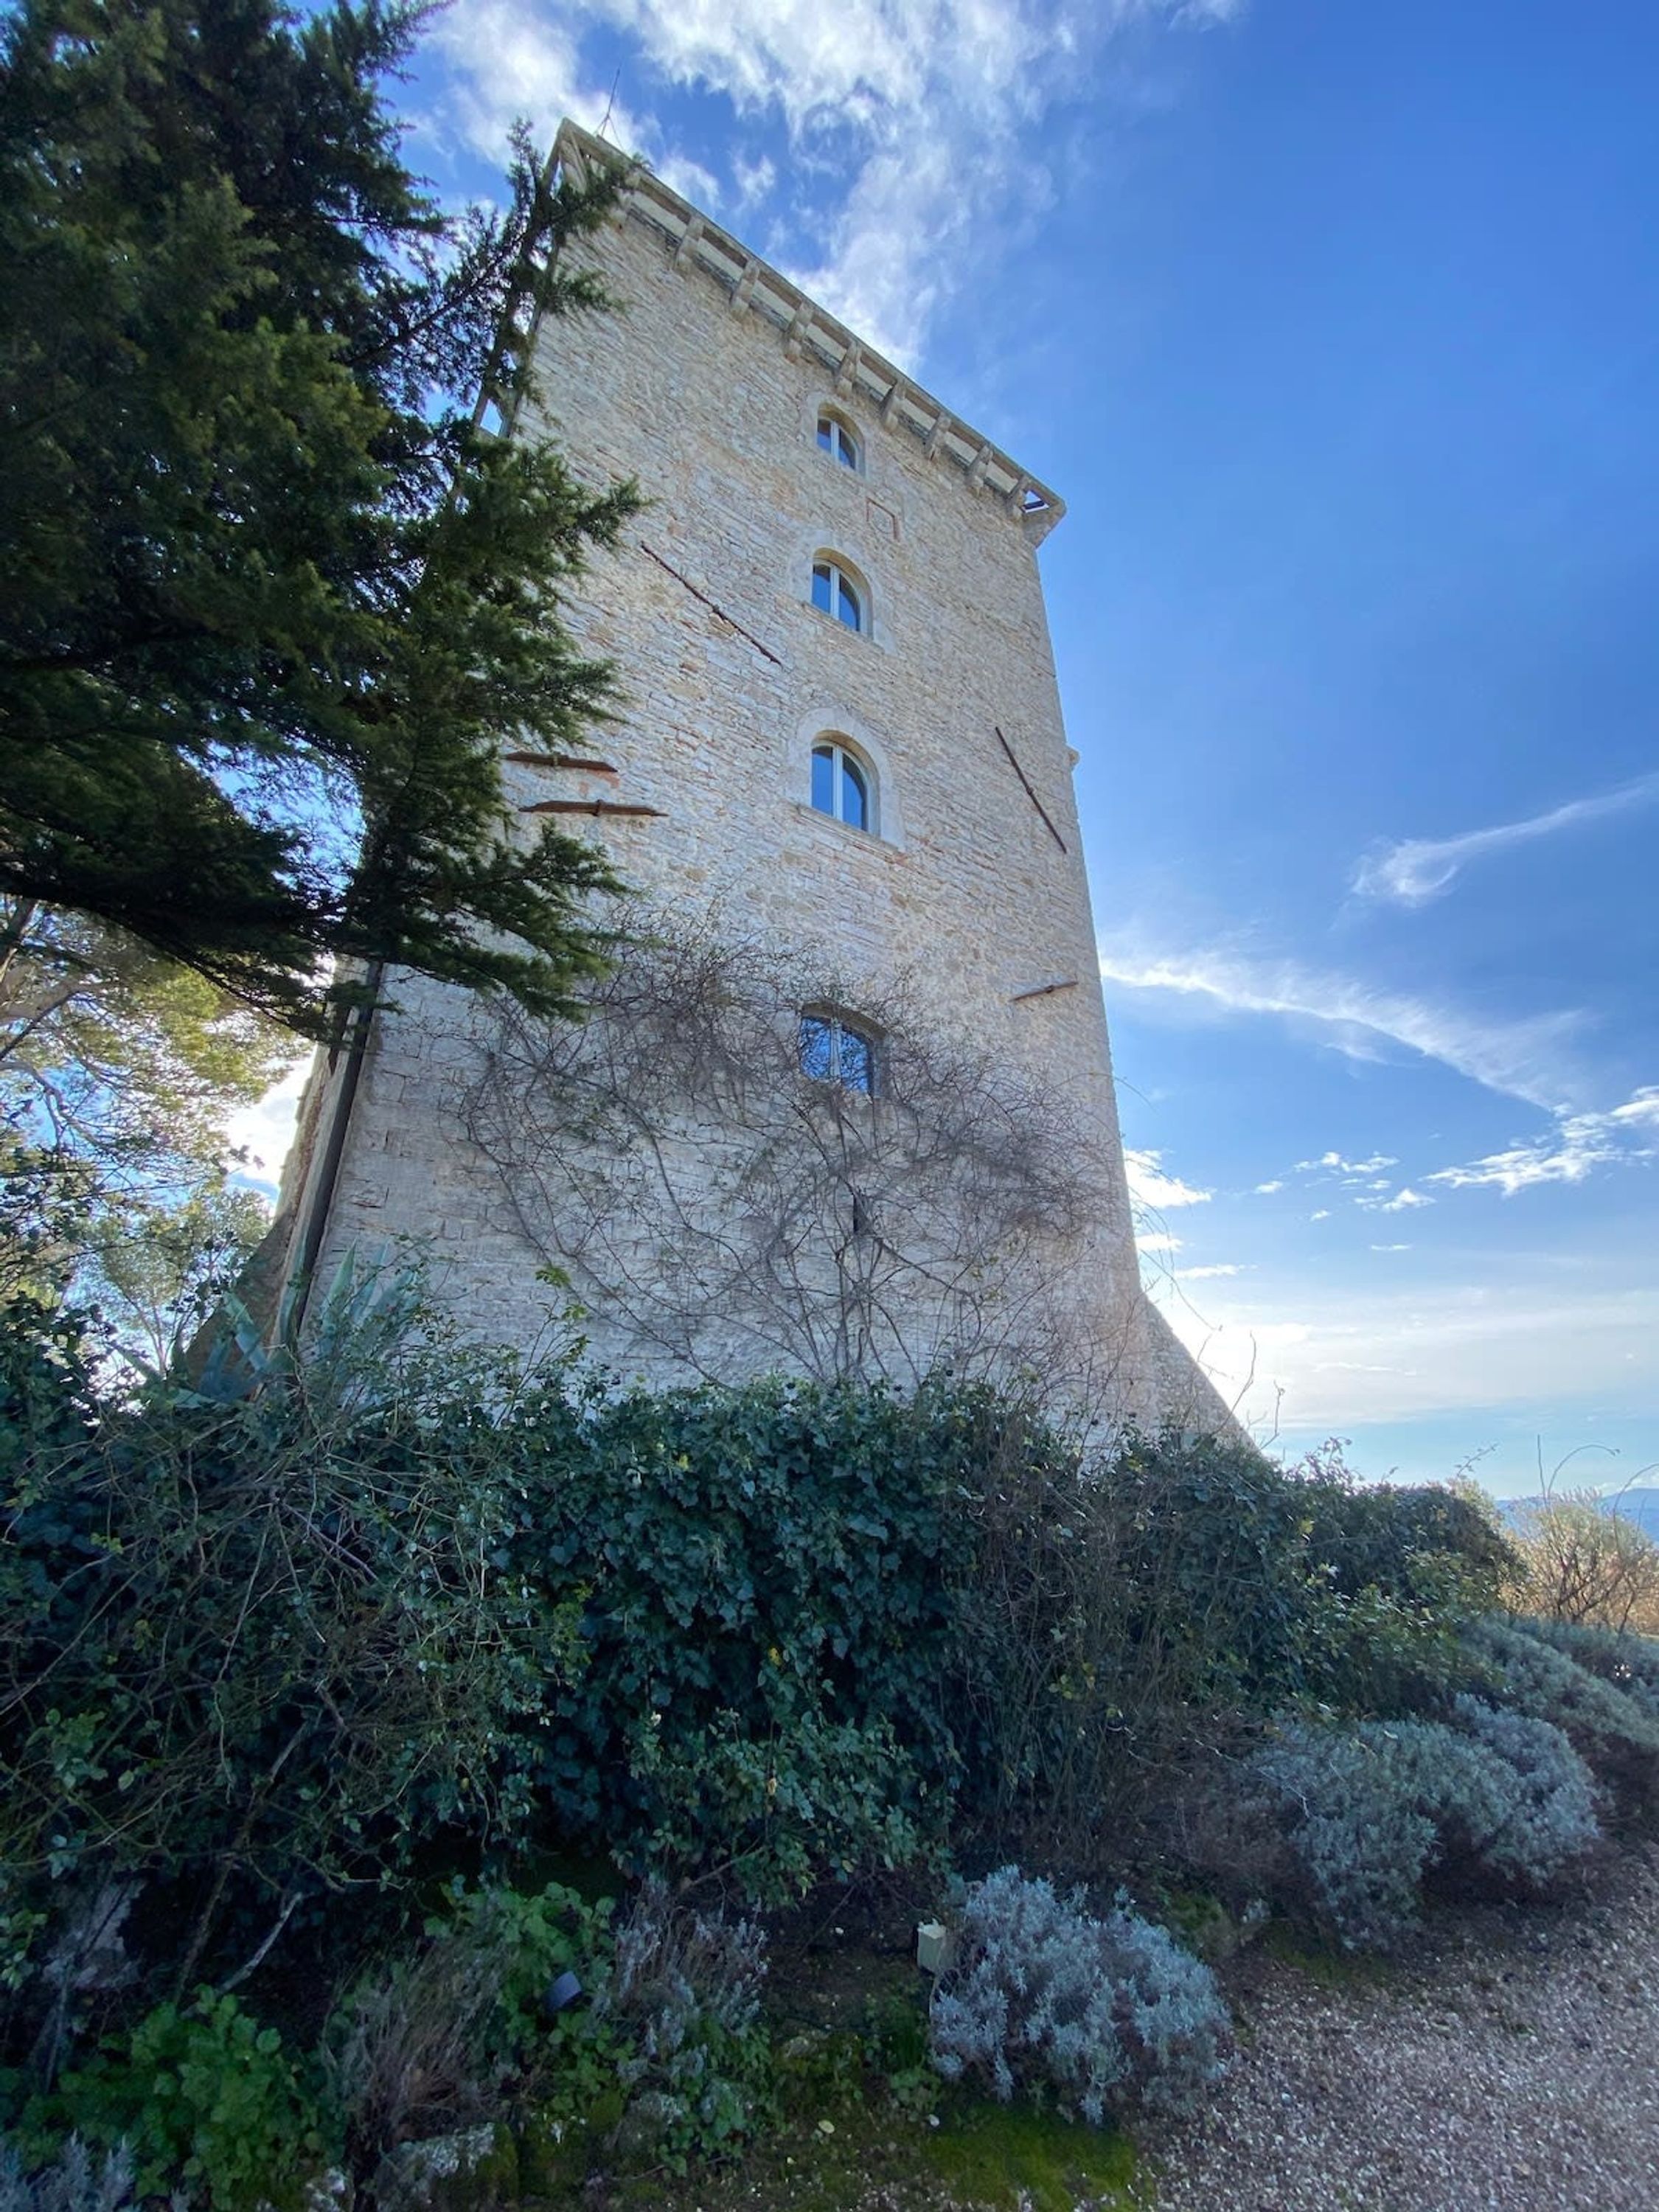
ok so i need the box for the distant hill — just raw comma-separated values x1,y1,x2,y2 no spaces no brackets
1602,1489,1659,1540
1498,1489,1659,1541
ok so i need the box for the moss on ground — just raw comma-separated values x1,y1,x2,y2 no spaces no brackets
512,2084,1140,2210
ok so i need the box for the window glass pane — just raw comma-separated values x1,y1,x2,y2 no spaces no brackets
836,427,857,470
810,746,835,815
812,563,832,615
841,755,868,830
817,419,834,452
836,576,860,630
838,1027,874,1094
798,1015,835,1082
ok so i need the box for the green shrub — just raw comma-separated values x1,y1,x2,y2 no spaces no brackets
323,1881,613,2182
0,1277,585,1995
928,1868,1229,2123
591,1880,770,2168
35,1993,324,2211
503,1372,976,1897
950,1430,1492,1848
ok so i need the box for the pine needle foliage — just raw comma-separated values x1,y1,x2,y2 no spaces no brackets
0,0,638,1034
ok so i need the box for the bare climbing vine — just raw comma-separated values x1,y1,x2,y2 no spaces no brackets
459,909,1124,1388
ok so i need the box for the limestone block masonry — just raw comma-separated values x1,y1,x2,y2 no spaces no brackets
272,120,1235,1436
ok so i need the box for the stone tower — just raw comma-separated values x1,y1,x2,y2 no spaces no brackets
271,121,1231,1434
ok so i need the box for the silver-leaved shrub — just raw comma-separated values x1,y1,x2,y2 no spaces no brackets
1448,1697,1601,1883
927,1867,1230,2124
1251,1708,1602,1950
0,2137,133,2212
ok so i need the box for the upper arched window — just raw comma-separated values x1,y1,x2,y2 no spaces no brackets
816,410,861,472
799,1009,878,1095
810,738,871,832
811,557,863,633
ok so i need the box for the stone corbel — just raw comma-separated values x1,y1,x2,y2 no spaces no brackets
728,257,762,316
782,298,815,358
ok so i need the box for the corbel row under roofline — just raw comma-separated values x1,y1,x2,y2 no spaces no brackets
554,120,1066,548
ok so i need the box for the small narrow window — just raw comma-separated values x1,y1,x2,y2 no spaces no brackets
810,740,869,831
811,557,863,633
799,1012,877,1095
816,412,860,471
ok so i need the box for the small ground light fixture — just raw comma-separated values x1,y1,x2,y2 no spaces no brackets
914,1921,955,1975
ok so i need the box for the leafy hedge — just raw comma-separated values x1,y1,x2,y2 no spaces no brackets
501,1374,977,1897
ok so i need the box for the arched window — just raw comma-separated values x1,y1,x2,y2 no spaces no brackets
810,738,871,832
798,1009,878,1095
816,410,860,471
811,557,863,633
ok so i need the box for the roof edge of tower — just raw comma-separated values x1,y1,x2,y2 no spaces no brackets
554,119,1066,546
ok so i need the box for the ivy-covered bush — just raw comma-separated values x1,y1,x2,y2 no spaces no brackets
928,1868,1229,2123
1249,1709,1602,1949
501,1371,978,1898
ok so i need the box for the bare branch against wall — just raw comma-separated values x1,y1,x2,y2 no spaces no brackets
457,907,1132,1395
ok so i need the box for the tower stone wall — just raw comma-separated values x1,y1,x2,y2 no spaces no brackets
275,125,1231,1433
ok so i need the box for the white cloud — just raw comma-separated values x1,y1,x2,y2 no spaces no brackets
731,150,776,207
1353,773,1659,909
1293,1150,1398,1178
1184,1262,1244,1279
224,1060,310,1197
1310,1208,1331,1221
1369,1243,1412,1253
1135,1230,1183,1255
1366,1185,1433,1213
658,153,722,209
1099,939,1582,1111
432,0,1239,366
1253,1178,1284,1194
1427,1087,1659,1199
1152,1274,1659,1431
1124,1145,1212,1211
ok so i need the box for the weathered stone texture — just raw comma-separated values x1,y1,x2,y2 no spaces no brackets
285,133,1232,1433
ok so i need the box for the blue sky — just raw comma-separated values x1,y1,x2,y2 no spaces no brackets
243,0,1658,1495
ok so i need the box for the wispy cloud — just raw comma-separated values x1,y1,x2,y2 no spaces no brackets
224,1060,310,1197
1099,939,1584,1110
431,0,1239,364
1153,1273,1659,1430
1427,1086,1659,1198
1124,1146,1212,1213
1363,1185,1433,1213
1293,1150,1397,1177
1353,773,1659,909
1185,1262,1245,1279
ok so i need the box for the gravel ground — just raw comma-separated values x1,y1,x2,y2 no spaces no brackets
1135,1843,1659,2212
